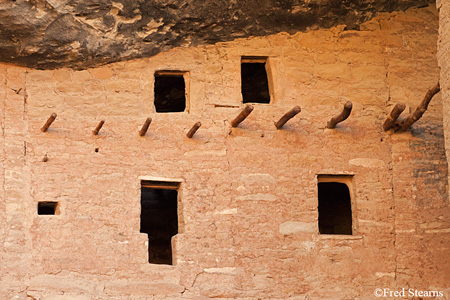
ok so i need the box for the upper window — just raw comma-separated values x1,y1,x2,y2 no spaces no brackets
154,71,188,113
317,175,353,235
241,57,271,104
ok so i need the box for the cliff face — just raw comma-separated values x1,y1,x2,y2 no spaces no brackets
0,0,432,69
438,0,450,193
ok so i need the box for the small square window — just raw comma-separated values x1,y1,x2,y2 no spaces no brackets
154,71,187,113
38,202,59,215
318,175,353,235
140,180,180,265
241,57,271,104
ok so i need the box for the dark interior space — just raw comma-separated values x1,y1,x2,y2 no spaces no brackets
318,182,352,235
154,74,186,113
37,202,58,215
140,186,178,265
241,62,270,103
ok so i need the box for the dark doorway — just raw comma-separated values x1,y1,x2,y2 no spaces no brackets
241,59,270,104
318,182,352,235
154,73,186,113
140,181,179,265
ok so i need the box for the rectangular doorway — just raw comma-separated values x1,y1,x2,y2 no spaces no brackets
140,180,180,265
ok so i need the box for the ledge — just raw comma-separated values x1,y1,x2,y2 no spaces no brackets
319,234,364,240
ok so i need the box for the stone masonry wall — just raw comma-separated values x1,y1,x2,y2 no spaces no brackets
438,0,450,194
0,5,449,300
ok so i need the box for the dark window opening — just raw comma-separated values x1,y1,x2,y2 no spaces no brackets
154,73,186,113
241,58,270,104
140,181,179,265
38,202,58,215
318,182,352,235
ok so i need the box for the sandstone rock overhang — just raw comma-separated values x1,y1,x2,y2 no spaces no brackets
0,0,433,70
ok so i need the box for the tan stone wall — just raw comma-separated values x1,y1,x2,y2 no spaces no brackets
439,0,450,192
0,5,449,300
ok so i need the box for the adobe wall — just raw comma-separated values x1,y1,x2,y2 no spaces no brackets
439,0,450,194
0,5,449,300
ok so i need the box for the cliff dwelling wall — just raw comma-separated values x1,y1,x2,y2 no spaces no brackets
0,5,448,299
439,0,450,196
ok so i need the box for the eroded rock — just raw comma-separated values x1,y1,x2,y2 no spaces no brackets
0,0,432,69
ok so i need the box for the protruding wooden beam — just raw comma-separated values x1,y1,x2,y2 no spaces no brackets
275,106,301,129
92,120,105,135
42,153,48,162
326,101,353,129
396,82,440,132
41,113,57,132
382,103,406,131
231,104,254,128
139,117,152,136
187,122,202,138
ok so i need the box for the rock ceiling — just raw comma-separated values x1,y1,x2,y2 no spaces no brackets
0,0,433,69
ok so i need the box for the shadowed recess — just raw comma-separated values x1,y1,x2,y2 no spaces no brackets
318,182,352,235
154,74,186,113
241,62,270,104
37,202,58,215
140,186,178,265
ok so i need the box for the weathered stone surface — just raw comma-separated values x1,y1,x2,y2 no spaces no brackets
438,0,450,195
0,0,433,69
279,221,317,234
